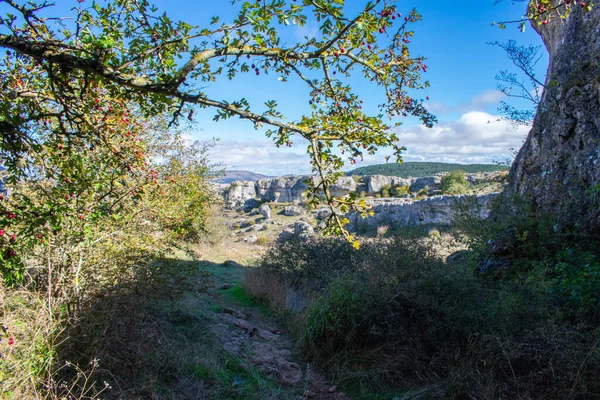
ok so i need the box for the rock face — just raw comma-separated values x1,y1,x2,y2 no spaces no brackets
365,175,412,193
283,205,302,216
224,175,358,208
224,180,257,208
330,176,357,197
346,194,497,231
256,176,311,203
410,176,441,193
507,3,600,233
224,171,503,208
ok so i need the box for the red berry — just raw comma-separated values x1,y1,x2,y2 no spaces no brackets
7,337,14,346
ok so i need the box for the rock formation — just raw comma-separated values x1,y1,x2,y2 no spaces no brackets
507,3,600,233
346,194,497,231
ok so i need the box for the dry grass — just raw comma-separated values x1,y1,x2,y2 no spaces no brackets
0,286,106,399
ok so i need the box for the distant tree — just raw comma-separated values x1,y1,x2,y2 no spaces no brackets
441,170,469,195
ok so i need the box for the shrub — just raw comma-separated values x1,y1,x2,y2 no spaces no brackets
381,184,391,198
441,170,470,194
247,237,600,398
255,236,270,246
394,185,410,197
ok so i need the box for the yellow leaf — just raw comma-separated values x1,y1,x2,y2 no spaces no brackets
352,240,360,250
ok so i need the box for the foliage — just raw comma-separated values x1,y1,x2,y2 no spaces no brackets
0,0,438,241
380,184,391,198
394,184,409,197
440,169,469,194
454,193,600,321
248,237,600,398
493,0,596,31
348,161,507,177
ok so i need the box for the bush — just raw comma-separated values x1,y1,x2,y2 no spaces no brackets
394,185,409,197
441,170,470,194
255,236,270,246
247,237,600,398
454,193,600,321
381,184,391,198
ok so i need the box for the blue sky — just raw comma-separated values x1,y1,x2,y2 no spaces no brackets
12,0,548,175
154,0,547,175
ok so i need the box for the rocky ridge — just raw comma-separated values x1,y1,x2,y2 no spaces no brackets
224,171,503,209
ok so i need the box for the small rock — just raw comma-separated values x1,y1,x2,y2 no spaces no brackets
304,390,316,398
277,229,295,243
315,208,332,220
259,203,272,220
244,235,258,244
328,385,337,393
220,283,234,290
238,219,251,229
283,205,302,216
250,223,266,231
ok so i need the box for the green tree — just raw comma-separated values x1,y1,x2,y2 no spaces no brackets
441,170,469,195
0,0,436,247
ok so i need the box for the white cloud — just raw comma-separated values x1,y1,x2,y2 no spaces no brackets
204,111,529,175
207,138,311,176
395,111,529,164
425,90,506,115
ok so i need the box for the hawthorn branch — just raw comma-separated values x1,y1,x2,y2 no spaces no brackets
0,34,312,135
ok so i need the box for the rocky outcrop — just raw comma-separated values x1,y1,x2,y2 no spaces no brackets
255,176,311,203
224,180,257,209
507,3,600,233
346,193,497,231
283,205,303,216
410,176,441,192
259,203,272,220
224,175,359,208
365,175,412,193
277,221,315,243
224,171,503,208
330,176,357,197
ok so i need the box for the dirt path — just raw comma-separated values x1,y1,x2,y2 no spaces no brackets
207,260,350,400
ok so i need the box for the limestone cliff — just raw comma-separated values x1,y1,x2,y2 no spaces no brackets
507,3,600,231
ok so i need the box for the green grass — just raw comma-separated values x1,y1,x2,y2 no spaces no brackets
223,285,273,315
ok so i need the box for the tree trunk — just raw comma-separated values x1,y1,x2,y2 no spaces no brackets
507,2,600,232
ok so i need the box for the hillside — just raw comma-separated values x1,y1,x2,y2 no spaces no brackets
216,170,276,184
347,162,508,177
